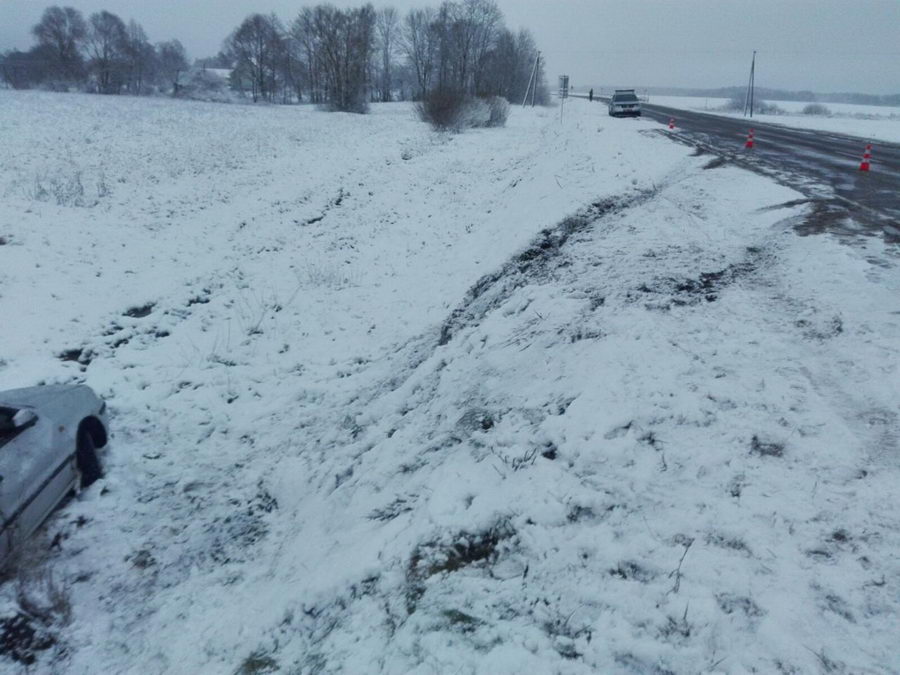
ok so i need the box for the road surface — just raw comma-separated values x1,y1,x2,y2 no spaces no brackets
581,96,900,242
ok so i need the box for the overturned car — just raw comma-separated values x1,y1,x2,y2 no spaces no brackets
0,385,108,564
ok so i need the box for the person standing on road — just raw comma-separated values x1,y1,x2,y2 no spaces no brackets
589,88,594,102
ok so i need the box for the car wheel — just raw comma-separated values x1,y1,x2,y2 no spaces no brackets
76,427,103,488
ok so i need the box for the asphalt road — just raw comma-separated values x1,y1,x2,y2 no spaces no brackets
581,96,900,242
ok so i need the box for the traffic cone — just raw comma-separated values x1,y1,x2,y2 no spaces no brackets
668,118,675,130
745,129,755,149
859,144,872,171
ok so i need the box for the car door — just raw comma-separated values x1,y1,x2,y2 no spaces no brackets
18,416,79,543
0,445,18,562
0,406,31,560
1,412,77,557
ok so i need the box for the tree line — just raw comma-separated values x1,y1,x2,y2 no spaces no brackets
224,1,548,111
1,1,549,113
0,6,189,95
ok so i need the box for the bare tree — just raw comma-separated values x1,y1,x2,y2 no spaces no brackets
479,27,543,102
465,0,502,96
375,7,399,102
401,7,436,99
265,15,291,104
214,0,545,112
291,8,323,103
431,2,455,92
227,14,283,102
31,6,87,87
157,40,188,95
122,20,155,95
86,11,128,94
282,18,308,102
311,4,376,112
429,0,501,96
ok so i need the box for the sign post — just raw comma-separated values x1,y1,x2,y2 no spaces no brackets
558,75,569,123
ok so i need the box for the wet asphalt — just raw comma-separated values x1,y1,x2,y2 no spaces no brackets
586,96,900,242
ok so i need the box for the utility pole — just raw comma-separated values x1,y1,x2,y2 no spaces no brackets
522,51,540,107
531,53,540,107
745,50,756,117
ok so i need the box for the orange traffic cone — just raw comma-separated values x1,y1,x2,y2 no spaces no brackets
668,118,675,130
859,144,872,171
745,129,755,149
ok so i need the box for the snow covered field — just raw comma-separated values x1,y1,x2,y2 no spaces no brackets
654,95,900,144
1,89,899,673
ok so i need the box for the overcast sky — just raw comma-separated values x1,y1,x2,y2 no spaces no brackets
2,0,898,94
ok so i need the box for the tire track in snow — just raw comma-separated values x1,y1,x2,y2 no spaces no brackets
437,187,664,347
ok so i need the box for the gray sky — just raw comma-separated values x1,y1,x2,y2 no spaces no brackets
2,0,898,94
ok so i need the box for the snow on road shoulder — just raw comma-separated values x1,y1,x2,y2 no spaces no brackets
1,90,897,673
260,164,900,673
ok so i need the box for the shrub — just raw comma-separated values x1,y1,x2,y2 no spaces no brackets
328,89,369,114
179,69,235,103
416,87,466,130
15,571,72,626
720,96,783,115
417,88,510,131
30,169,86,207
756,100,785,115
485,96,510,128
802,103,831,116
459,97,490,128
722,96,746,112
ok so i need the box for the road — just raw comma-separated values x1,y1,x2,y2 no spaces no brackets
580,96,900,242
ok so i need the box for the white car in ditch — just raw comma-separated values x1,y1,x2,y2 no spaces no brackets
0,385,108,564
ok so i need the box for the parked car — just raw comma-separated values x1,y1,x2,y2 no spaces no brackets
609,89,642,117
0,385,108,564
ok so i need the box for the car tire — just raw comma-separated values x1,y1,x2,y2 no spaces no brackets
76,427,103,488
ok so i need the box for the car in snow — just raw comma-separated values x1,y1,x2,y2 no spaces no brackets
608,89,642,117
0,385,108,564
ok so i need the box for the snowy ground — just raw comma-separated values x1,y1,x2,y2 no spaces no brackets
1,89,899,674
654,95,900,144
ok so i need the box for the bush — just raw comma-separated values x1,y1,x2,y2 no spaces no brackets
722,96,746,112
802,103,831,116
720,96,783,115
328,89,369,114
459,97,490,128
15,571,71,626
416,87,466,130
756,100,785,115
179,69,235,103
485,96,510,127
416,88,510,131
30,169,86,207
